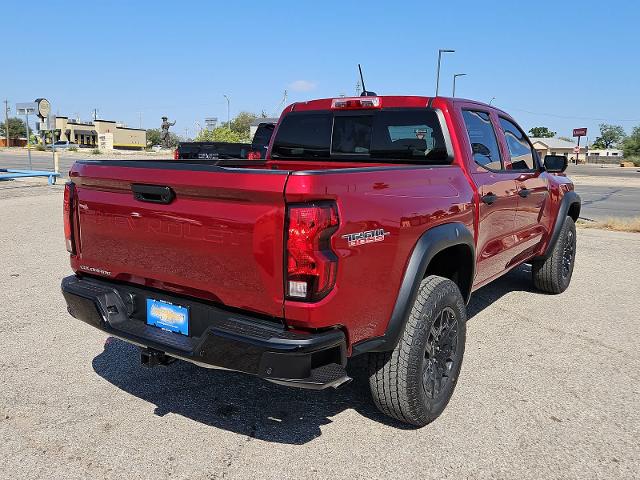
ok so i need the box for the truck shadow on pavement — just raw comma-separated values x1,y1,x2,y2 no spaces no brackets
92,265,535,445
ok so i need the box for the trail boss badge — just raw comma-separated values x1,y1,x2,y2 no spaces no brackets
342,229,390,247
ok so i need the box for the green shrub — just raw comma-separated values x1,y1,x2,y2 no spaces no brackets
35,144,46,151
91,148,101,155
68,146,78,152
629,156,640,167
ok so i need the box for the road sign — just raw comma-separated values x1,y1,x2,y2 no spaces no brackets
573,146,580,154
16,102,37,115
573,128,587,137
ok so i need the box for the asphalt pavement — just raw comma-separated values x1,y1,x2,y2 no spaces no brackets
0,183,638,479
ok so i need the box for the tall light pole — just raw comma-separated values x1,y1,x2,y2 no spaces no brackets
223,94,230,127
3,99,9,147
452,73,466,97
435,49,455,97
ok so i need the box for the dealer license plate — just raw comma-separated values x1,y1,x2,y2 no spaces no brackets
146,299,189,336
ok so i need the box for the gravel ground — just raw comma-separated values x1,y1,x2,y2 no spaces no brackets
0,184,638,480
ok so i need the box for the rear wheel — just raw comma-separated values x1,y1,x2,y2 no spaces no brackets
532,216,576,294
368,275,466,427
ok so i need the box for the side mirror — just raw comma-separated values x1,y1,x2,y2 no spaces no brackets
543,155,568,173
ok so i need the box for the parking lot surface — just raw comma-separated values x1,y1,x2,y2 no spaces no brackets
0,183,639,480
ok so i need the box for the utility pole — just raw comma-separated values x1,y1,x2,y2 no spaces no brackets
3,99,9,147
92,108,98,121
138,112,143,129
435,49,455,97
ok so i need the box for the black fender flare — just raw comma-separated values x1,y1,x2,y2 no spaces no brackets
352,222,475,355
537,190,581,260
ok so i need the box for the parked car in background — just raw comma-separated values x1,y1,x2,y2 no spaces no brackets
174,122,276,160
174,141,252,160
46,141,79,150
248,122,276,159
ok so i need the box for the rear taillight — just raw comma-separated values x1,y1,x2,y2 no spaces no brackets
63,182,76,254
173,149,179,160
286,203,339,301
247,150,261,160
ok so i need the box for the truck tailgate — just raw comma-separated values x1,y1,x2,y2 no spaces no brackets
70,161,288,318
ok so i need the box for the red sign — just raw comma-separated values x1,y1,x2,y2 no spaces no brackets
573,128,587,137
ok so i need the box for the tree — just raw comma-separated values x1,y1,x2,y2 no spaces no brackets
146,128,161,146
229,111,258,140
146,128,179,147
195,126,247,143
558,136,573,142
591,123,626,149
528,126,556,138
0,117,27,139
621,126,640,158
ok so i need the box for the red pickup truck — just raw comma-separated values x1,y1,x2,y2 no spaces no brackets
61,95,580,426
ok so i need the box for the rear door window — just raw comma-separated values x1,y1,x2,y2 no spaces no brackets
461,110,503,170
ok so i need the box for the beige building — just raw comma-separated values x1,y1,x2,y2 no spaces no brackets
53,117,146,150
531,137,587,163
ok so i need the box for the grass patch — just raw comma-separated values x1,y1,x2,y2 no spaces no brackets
91,148,101,155
577,217,640,233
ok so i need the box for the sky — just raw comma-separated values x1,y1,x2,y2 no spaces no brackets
2,0,639,142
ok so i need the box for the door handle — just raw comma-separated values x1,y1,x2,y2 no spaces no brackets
518,188,531,198
131,184,175,204
481,193,498,205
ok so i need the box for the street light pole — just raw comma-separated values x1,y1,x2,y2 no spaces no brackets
435,49,455,97
223,94,230,127
452,73,466,97
3,99,9,148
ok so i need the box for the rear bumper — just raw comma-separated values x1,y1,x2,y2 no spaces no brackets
61,275,349,389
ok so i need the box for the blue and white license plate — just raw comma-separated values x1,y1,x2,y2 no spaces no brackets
146,299,189,336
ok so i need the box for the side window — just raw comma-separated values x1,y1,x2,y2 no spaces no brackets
461,110,502,170
499,118,536,171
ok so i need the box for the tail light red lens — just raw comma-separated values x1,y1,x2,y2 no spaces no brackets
173,149,179,160
63,182,76,254
286,203,339,301
247,151,261,160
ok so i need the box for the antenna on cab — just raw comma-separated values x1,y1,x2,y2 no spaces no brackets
358,64,377,97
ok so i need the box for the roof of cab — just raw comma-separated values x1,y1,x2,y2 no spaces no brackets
284,95,497,113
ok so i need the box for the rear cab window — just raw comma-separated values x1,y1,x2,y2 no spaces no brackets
270,108,451,164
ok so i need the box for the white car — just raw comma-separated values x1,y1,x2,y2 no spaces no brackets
46,141,79,150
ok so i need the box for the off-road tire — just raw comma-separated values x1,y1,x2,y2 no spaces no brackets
532,216,576,294
368,275,466,427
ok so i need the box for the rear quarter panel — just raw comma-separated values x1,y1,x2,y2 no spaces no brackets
284,166,474,348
